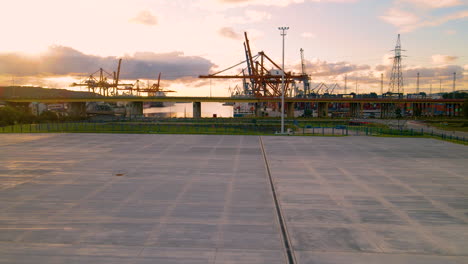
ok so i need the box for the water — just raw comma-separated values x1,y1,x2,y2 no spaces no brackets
144,102,234,118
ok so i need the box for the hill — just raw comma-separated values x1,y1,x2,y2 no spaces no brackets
0,86,101,99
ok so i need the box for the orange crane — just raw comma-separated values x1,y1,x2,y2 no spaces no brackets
71,59,132,96
199,32,308,98
128,73,176,96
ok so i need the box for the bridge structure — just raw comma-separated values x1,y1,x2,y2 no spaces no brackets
3,96,465,118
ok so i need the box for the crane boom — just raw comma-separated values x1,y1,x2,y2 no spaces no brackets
300,48,306,75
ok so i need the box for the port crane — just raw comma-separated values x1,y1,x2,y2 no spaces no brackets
300,48,311,96
199,32,308,98
71,59,132,96
128,73,176,96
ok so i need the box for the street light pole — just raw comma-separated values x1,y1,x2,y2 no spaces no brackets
278,26,289,134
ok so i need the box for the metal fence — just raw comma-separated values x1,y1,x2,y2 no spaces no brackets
0,122,282,135
0,122,466,143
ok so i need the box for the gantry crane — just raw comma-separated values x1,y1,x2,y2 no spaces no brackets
300,48,311,96
71,59,132,96
199,32,308,98
119,73,176,96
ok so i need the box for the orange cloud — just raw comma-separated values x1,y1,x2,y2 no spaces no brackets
130,10,158,26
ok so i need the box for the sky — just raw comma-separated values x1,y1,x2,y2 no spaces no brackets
0,0,467,96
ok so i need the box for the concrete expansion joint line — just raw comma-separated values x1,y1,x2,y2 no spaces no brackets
259,136,297,264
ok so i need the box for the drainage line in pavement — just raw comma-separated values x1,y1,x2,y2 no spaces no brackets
259,136,296,264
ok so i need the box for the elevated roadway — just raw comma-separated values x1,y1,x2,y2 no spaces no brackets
2,96,464,118
1,96,464,104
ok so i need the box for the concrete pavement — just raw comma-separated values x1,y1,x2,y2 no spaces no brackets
0,134,467,263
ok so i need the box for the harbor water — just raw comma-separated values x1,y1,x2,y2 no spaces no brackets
144,102,234,118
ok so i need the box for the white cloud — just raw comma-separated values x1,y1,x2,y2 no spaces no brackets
380,8,420,29
382,52,394,66
399,0,464,9
294,59,370,77
445,29,457,35
218,27,242,39
245,28,265,40
228,10,272,24
197,0,359,10
217,0,304,7
301,32,316,38
380,8,468,32
0,46,215,80
129,10,158,26
245,10,272,22
432,54,458,65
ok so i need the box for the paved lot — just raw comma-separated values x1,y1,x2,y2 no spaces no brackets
263,136,468,264
0,134,467,263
